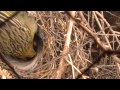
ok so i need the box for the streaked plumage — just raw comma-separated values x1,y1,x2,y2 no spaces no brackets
0,11,38,60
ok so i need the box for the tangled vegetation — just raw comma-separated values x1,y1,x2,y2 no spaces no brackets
1,11,120,79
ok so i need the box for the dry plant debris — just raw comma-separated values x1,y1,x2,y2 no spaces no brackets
1,11,120,79
0,66,12,79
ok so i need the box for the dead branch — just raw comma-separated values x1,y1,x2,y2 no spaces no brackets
54,11,76,79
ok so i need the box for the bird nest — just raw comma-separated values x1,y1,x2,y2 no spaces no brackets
1,11,120,79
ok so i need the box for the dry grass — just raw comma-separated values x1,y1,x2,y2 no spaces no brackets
1,11,120,79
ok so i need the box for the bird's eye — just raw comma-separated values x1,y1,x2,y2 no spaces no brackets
33,29,44,53
26,56,34,60
33,34,38,52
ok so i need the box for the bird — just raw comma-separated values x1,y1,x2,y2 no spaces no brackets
0,11,38,60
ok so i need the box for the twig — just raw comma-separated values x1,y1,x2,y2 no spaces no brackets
65,11,120,79
66,55,82,75
54,11,76,79
111,55,120,64
76,51,106,78
66,11,112,51
95,11,120,47
68,54,75,79
92,11,112,49
116,63,120,77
